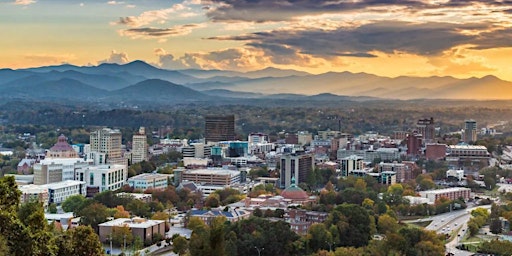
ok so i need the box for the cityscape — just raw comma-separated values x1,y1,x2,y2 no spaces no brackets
2,0,512,256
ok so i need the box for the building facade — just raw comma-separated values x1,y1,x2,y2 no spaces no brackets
89,128,124,165
416,117,435,144
279,153,314,188
127,173,169,190
131,127,148,164
46,134,78,158
98,218,165,243
75,164,127,195
463,120,478,143
340,155,364,177
204,115,236,143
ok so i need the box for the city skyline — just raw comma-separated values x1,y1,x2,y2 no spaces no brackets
2,0,512,83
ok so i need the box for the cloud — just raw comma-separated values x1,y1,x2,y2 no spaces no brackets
113,3,198,27
107,1,124,5
13,0,35,5
154,48,196,69
209,21,512,58
97,50,130,64
203,0,512,22
119,24,205,41
423,45,496,79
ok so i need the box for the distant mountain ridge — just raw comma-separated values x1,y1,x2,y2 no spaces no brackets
0,60,511,102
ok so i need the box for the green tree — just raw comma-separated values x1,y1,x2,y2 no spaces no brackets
112,225,133,247
61,194,87,213
210,216,227,256
77,202,109,232
307,223,333,252
377,214,399,235
490,203,502,234
127,199,151,218
326,204,370,248
382,184,404,206
172,235,188,255
69,226,104,256
48,203,58,214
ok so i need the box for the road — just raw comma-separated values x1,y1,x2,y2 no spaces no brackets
408,204,491,256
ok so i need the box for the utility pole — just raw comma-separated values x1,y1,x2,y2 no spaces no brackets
123,234,127,253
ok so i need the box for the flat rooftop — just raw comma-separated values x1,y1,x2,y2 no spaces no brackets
99,218,164,229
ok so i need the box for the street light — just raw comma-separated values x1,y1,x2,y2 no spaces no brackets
109,234,113,255
254,246,264,256
123,234,127,253
325,241,333,252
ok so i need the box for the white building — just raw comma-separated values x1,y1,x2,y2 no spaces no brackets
446,169,465,181
19,180,86,205
127,173,169,190
44,180,86,204
75,164,127,193
182,143,211,158
37,158,90,182
340,155,364,177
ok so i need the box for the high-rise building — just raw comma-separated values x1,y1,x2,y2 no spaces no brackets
89,128,124,165
406,131,422,156
416,117,435,143
204,115,235,143
463,119,477,143
279,153,314,188
131,127,148,164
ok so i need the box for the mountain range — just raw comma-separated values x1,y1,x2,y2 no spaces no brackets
1,60,512,105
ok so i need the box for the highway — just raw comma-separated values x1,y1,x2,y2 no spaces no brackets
407,204,492,256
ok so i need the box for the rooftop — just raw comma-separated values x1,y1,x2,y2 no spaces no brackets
99,217,164,229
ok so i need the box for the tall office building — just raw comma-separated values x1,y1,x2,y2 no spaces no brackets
416,117,435,143
132,127,148,164
406,131,422,156
279,153,314,188
89,128,124,165
463,120,477,143
204,115,236,143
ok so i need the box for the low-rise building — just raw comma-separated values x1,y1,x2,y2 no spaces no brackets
127,173,169,191
419,187,471,203
98,217,166,243
284,209,328,235
19,180,86,205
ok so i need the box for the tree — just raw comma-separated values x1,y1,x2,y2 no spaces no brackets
61,194,87,213
48,203,58,214
172,235,188,255
114,205,130,218
77,202,109,232
490,203,502,234
112,225,133,248
308,223,333,252
377,214,399,235
326,204,370,248
382,184,404,206
210,216,227,256
127,199,151,218
69,226,104,256
253,208,263,217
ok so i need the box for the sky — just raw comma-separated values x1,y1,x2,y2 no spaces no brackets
1,0,512,81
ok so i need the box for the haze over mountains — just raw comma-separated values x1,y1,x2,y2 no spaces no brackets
1,60,511,104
